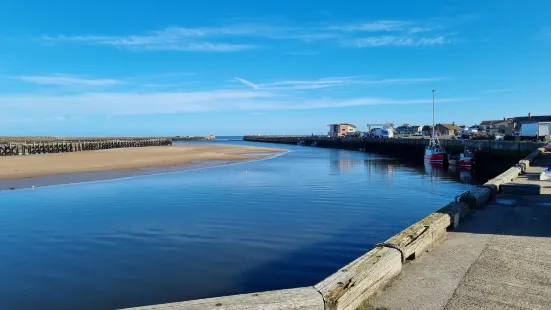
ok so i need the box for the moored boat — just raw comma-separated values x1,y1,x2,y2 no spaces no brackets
425,140,447,163
449,147,474,168
424,90,447,163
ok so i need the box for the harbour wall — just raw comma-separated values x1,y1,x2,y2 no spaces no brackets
124,145,548,309
244,135,547,179
171,135,216,141
0,135,214,143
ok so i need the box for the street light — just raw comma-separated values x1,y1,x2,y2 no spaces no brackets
432,89,436,139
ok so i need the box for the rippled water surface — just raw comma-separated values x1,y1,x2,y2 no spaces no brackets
0,140,474,310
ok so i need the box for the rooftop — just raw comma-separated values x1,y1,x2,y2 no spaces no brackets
437,123,463,131
513,115,551,124
327,123,357,128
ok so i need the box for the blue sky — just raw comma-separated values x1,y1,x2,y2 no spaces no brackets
0,0,550,136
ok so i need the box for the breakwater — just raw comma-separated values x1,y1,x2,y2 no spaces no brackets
243,135,544,155
125,145,548,309
0,135,214,143
0,138,172,156
171,135,216,141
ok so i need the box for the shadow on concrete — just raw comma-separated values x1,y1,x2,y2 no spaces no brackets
450,196,551,239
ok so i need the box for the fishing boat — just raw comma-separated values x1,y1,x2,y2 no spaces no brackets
448,147,474,168
424,90,447,163
425,139,447,163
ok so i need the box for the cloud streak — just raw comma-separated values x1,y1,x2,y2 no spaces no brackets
351,35,448,47
0,73,455,120
234,77,260,89
14,74,123,86
234,76,447,90
43,33,256,52
42,18,460,51
0,90,460,118
482,88,515,94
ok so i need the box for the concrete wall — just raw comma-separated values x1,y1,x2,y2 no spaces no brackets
244,135,545,154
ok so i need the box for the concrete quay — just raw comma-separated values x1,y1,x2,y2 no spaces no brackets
367,151,551,310
123,145,550,309
243,135,546,156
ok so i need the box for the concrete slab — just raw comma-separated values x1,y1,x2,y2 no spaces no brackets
368,205,510,310
445,200,551,310
368,176,551,310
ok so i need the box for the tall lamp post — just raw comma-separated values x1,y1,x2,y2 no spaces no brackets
432,89,436,139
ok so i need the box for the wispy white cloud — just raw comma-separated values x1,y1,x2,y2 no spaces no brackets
351,35,448,47
483,88,515,94
0,73,454,117
234,77,260,89
43,33,256,52
42,18,461,51
233,76,447,90
13,74,123,86
0,90,461,118
329,20,414,32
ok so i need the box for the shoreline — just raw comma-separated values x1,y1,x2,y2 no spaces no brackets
0,144,285,191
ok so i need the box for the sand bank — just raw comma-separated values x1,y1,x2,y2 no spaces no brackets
0,144,285,190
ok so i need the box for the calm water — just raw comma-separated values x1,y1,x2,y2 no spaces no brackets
0,140,474,310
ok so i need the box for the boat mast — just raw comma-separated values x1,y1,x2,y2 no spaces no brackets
432,89,436,141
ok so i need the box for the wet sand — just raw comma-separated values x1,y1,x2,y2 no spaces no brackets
0,145,285,190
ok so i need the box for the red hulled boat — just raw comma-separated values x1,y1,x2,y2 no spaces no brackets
448,147,474,168
424,90,447,163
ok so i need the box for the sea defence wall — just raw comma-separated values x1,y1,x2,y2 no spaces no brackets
243,135,545,155
0,138,172,156
171,135,216,141
124,146,548,310
0,135,213,143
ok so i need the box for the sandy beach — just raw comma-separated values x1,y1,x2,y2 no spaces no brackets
0,144,285,190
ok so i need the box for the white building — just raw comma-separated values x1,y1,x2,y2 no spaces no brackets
328,123,357,137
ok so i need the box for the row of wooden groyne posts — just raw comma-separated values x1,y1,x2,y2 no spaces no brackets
124,136,548,310
0,135,216,156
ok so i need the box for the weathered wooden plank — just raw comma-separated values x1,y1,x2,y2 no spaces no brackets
121,287,323,310
314,247,401,310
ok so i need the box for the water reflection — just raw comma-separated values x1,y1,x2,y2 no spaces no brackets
424,162,445,177
448,165,473,184
329,150,366,175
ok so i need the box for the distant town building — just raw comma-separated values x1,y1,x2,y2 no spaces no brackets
480,118,517,134
435,123,463,136
395,124,422,135
421,125,433,136
512,113,551,127
367,123,394,138
328,123,357,137
479,120,503,130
